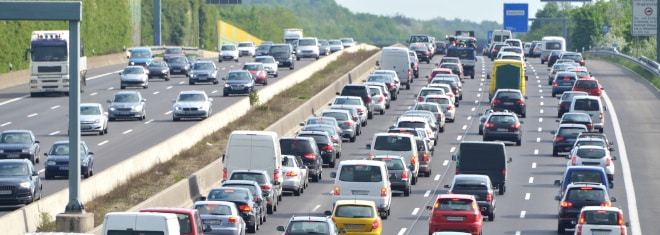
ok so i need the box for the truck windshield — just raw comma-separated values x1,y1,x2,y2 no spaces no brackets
31,46,67,62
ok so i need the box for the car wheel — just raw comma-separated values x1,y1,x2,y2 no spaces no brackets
552,93,556,97
404,186,410,196
381,212,388,220
263,80,268,86
488,211,495,221
294,187,301,196
223,92,229,97
411,176,417,185
440,126,445,133
368,112,373,119
218,59,222,63
104,126,108,134
330,160,335,168
599,128,604,133
361,120,366,127
516,139,522,146
380,110,384,115
498,184,505,195
406,84,410,90
312,173,319,182
275,73,279,78
350,135,356,143
479,129,483,135
247,221,257,233
267,204,273,214
553,149,559,157
120,86,125,89
173,117,180,121
99,129,104,135
557,223,565,234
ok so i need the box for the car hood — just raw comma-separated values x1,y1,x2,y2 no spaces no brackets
121,74,146,80
174,101,208,107
148,67,168,72
47,154,75,162
80,115,103,122
221,50,237,55
110,102,141,109
0,177,30,184
0,143,32,150
270,52,290,58
168,62,189,67
191,70,216,75
238,47,254,51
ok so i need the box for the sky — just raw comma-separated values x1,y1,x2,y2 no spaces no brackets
334,0,548,24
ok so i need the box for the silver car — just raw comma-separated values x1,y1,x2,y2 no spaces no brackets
424,95,456,122
282,155,306,196
193,201,246,235
189,61,219,85
321,109,358,142
328,39,344,53
107,91,146,121
330,96,369,126
119,66,149,89
567,145,616,184
172,90,213,121
77,103,108,136
254,56,279,77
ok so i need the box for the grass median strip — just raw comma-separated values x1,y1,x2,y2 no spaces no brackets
37,48,377,231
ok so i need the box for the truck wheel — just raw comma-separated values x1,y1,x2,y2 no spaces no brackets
406,84,410,90
498,184,505,195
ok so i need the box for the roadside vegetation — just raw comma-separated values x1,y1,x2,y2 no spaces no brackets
593,55,660,89
38,49,378,230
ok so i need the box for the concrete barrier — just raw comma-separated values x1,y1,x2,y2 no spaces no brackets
1,45,378,235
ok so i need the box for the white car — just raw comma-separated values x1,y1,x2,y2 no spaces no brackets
172,90,213,121
567,145,615,185
219,44,239,62
281,155,307,196
254,56,279,77
367,85,387,115
237,41,256,57
426,83,455,105
78,103,109,136
424,94,456,122
575,206,628,235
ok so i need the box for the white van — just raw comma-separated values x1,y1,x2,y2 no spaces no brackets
367,132,419,184
490,30,512,44
569,96,606,133
540,36,566,64
102,212,180,235
330,159,392,218
223,131,283,198
377,47,413,90
296,37,320,60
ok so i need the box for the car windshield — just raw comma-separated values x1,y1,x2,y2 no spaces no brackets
420,89,444,97
243,64,262,70
298,39,316,46
368,75,391,83
334,97,361,105
269,46,289,54
221,45,236,50
194,204,232,215
329,40,341,45
226,72,251,81
207,188,250,201
453,183,488,190
165,48,182,54
0,162,29,176
49,144,69,155
149,61,167,67
563,114,591,123
238,43,253,47
130,50,150,58
113,94,139,103
255,57,275,63
0,133,32,144
193,63,214,70
167,57,187,63
286,221,329,234
229,173,267,184
435,199,474,211
335,205,374,218
178,93,205,102
489,115,517,123
576,148,606,159
123,67,144,74
397,121,426,129
80,106,101,115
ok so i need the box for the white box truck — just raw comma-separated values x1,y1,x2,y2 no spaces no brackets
102,212,181,235
283,28,303,46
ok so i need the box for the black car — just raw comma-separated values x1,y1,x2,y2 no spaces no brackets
490,43,509,61
551,124,589,156
296,130,336,168
557,112,594,132
445,174,496,221
548,50,563,67
0,159,42,205
255,44,271,56
0,130,40,164
146,60,170,81
555,183,616,233
166,56,192,76
222,70,255,96
409,43,431,63
300,124,342,159
227,170,279,215
338,84,374,119
221,179,268,222
482,112,523,146
280,137,323,182
268,44,295,70
491,89,527,118
44,141,95,179
205,186,262,233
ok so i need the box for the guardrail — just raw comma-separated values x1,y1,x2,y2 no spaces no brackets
586,47,660,77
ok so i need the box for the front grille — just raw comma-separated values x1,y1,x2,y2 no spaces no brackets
117,108,132,111
0,185,16,192
38,66,62,73
182,107,199,111
0,149,21,153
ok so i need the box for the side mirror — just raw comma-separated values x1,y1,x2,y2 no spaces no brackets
328,103,332,106
299,122,305,126
425,205,433,210
554,180,561,186
32,171,39,176
486,74,491,79
451,154,456,161
366,144,371,149
554,195,561,201
443,185,450,189
335,92,340,95
330,172,337,178
276,226,286,232
611,197,617,202
273,181,281,185
88,151,95,155
324,210,332,216
555,119,560,123
525,75,528,81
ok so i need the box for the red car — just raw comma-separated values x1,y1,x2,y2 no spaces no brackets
427,68,453,84
426,194,483,235
242,62,268,85
572,78,603,96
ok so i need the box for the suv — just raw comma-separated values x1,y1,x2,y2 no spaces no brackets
268,44,295,70
0,159,42,205
482,111,523,146
567,145,616,185
338,84,375,119
226,170,280,214
575,206,628,235
444,174,496,221
279,137,323,182
555,183,616,233
277,215,344,235
551,124,589,156
490,89,527,118
0,130,40,164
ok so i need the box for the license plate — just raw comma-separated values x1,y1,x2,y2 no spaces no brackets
592,231,611,235
351,190,369,195
345,224,363,229
503,102,514,105
7,153,19,158
81,125,92,130
118,112,130,115
60,166,69,170
173,70,181,72
446,216,464,221
199,77,207,80
567,138,576,142
497,128,508,132
0,190,12,195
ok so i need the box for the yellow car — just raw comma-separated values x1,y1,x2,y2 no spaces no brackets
325,200,382,235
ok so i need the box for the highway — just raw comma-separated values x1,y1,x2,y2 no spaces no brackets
0,55,320,215
241,54,651,235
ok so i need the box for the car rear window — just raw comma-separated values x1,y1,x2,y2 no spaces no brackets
280,139,316,155
435,198,474,211
397,121,426,129
229,173,267,184
573,99,600,111
453,184,488,191
566,188,605,202
335,205,375,218
413,104,439,113
287,221,329,233
341,86,367,97
221,184,257,196
194,204,232,215
567,170,605,185
207,188,250,201
338,165,383,182
334,97,362,105
576,148,606,159
298,134,329,144
373,135,412,151
575,80,598,88
322,112,348,121
582,210,620,225
420,89,444,97
558,127,586,136
495,91,522,99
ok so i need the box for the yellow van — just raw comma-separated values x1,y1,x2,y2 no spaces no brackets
487,59,527,99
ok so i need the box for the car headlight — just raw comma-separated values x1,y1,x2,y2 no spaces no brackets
94,119,100,123
109,107,117,111
131,105,142,111
224,83,230,87
173,105,182,111
190,74,197,78
296,50,301,54
19,182,32,188
22,149,30,153
46,161,56,166
81,159,89,167
161,69,168,73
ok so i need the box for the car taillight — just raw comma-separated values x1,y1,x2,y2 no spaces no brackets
556,136,565,142
274,169,280,181
344,121,352,126
378,96,384,102
552,71,557,75
571,157,577,166
352,114,358,120
303,153,316,160
492,99,501,105
492,49,497,53
261,184,271,191
447,106,453,111
486,193,493,203
560,201,573,208
599,112,603,120
410,155,417,165
372,218,381,229
381,187,387,197
366,97,371,103
554,82,559,87
578,212,586,225
331,136,338,142
485,122,494,129
387,83,394,88
601,201,612,207
333,186,340,195
455,167,460,175
580,60,585,66
401,171,409,180
453,89,459,94
228,215,239,223
357,107,365,113
502,168,506,177
516,100,525,105
510,123,520,129
322,144,333,151
560,103,568,108
587,124,593,130
619,213,626,235
417,96,424,102
408,69,411,78
239,204,251,212
422,153,429,162
223,167,227,180
606,157,611,166
285,171,298,177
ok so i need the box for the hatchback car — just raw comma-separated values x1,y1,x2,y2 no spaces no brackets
439,63,464,78
410,43,432,63
119,65,149,89
227,170,279,214
567,145,616,184
318,39,331,56
281,155,307,196
78,103,109,135
147,60,170,81
172,90,213,121
552,72,578,97
368,85,388,114
415,87,445,102
254,56,279,77
424,95,456,122
547,63,575,85
328,39,344,53
205,187,262,233
482,111,523,146
555,183,616,233
189,61,219,85
477,109,495,135
557,91,589,118
220,179,268,221
491,89,526,118
572,78,603,96
366,73,399,100
412,102,444,126
426,194,483,235
222,70,255,96
242,62,268,85
0,130,40,164
297,130,337,168
219,44,239,62
331,96,369,126
166,56,192,76
371,155,412,196
300,124,342,159
280,137,323,182
325,200,383,234
429,75,463,101
163,47,185,61
560,52,585,66
0,159,42,205
444,174,496,221
551,124,589,156
402,110,443,133
277,215,345,235
107,91,146,121
557,112,593,132
574,206,628,235
193,200,246,235
44,141,94,179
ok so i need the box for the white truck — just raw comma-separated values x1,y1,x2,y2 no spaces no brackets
283,28,303,46
26,30,87,97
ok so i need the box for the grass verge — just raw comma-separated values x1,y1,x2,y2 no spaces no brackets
591,55,660,89
36,48,377,231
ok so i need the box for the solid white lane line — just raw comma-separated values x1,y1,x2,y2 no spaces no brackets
411,208,419,215
532,162,537,168
313,204,320,212
442,160,449,166
1,122,11,127
122,130,133,134
397,228,407,235
520,211,526,218
529,177,534,184
536,137,540,143
462,125,467,130
27,113,38,118
51,105,60,109
49,131,59,135
602,92,640,234
525,193,531,200
98,140,109,146
424,190,431,197
434,174,441,181
533,149,539,155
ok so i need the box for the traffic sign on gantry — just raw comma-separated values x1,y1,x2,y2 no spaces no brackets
503,3,528,33
632,0,657,36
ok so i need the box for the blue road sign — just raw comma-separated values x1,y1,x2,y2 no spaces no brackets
503,3,528,33
487,30,493,43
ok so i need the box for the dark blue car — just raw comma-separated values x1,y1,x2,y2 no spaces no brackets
44,141,94,179
222,70,255,96
551,72,578,97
